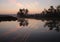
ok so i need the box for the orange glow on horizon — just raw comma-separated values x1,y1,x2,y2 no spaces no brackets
0,0,60,14
0,9,43,14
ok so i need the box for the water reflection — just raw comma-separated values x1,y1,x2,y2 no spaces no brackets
0,18,60,42
17,18,28,26
44,19,60,32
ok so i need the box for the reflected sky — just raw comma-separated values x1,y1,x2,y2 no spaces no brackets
0,19,60,42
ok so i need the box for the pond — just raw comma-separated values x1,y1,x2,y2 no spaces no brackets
0,18,60,42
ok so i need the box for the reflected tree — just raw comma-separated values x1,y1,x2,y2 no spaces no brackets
17,18,28,26
44,20,60,32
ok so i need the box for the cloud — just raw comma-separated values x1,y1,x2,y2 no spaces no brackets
7,0,23,8
8,0,16,3
7,0,40,9
6,0,42,13
23,1,41,13
16,3,23,7
25,1,41,10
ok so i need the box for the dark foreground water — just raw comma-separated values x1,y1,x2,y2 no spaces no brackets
0,18,60,42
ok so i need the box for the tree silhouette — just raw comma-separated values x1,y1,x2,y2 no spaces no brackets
56,5,60,14
25,9,29,14
48,6,55,14
17,8,29,18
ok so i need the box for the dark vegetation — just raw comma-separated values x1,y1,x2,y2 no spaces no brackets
0,5,60,22
0,15,17,22
17,5,60,20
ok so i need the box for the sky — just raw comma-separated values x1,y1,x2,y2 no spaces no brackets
0,0,60,14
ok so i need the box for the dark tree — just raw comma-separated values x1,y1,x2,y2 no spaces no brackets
56,5,60,14
17,8,29,18
25,9,29,14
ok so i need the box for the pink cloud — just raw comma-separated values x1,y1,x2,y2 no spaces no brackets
7,0,24,8
16,3,23,7
25,1,41,11
8,0,16,3
24,1,42,13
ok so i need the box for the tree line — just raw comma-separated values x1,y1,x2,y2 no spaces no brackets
17,5,60,19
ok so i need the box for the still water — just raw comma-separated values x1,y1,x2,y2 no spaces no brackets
0,18,60,42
